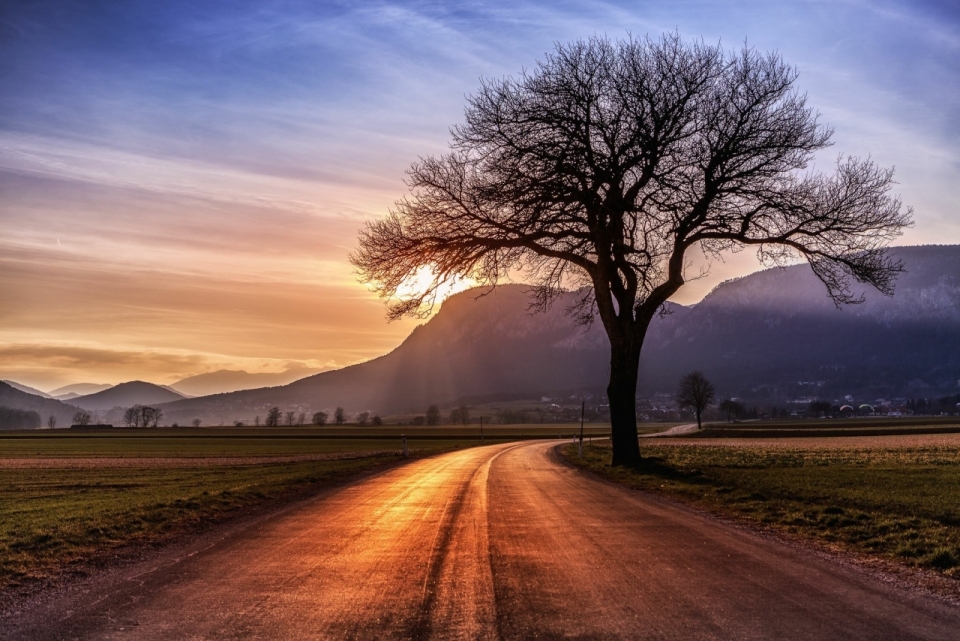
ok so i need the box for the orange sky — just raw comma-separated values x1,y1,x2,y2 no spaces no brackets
2,2,958,392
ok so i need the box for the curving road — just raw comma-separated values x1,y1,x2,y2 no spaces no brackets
8,441,960,640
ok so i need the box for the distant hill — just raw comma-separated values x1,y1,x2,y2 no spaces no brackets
50,383,112,399
72,381,186,412
2,380,53,398
0,382,84,428
638,245,960,400
169,368,320,397
155,245,960,424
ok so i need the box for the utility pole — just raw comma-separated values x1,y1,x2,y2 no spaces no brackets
578,401,585,458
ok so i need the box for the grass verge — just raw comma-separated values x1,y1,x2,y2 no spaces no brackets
563,441,960,578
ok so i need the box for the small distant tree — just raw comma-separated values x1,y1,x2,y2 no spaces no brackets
285,411,296,426
265,407,281,427
425,405,440,426
808,400,833,416
234,420,244,427
47,415,56,429
371,414,383,426
312,411,328,426
459,404,470,425
298,412,306,426
357,411,370,426
150,407,163,427
123,406,140,427
255,415,260,426
677,371,715,430
192,418,202,428
334,407,345,425
719,399,744,422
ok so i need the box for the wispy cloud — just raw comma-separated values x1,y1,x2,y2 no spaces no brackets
1,0,957,387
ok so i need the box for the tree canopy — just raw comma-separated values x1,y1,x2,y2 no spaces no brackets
353,34,911,464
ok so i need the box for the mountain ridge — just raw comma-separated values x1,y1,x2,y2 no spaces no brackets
72,381,186,412
156,245,960,424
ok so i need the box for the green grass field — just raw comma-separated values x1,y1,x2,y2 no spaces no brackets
565,439,960,577
0,433,479,591
0,424,629,458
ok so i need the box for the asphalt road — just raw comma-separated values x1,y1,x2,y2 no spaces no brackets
8,441,960,640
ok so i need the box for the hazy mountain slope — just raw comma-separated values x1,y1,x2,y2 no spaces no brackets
49,383,112,397
1,380,53,398
158,286,627,423
158,245,960,423
638,245,960,397
0,382,84,428
72,381,186,411
169,368,321,396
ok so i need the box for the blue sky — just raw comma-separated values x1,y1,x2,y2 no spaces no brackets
1,0,958,388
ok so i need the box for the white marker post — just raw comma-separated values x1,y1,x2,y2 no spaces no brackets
578,401,585,458
402,434,407,458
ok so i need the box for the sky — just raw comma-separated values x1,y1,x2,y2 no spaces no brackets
1,0,958,391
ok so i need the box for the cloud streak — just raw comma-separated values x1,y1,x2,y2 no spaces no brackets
1,0,957,388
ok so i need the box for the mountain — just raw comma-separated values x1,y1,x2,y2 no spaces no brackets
50,383,112,398
1,380,53,398
637,245,960,400
71,381,186,412
169,368,320,397
155,245,960,423
0,382,84,428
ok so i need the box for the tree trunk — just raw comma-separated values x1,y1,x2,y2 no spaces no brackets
695,410,702,430
607,340,643,466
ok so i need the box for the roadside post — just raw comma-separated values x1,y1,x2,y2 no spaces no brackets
579,401,585,458
402,434,407,458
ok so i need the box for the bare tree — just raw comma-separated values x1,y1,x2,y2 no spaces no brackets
123,405,140,427
298,412,306,426
334,407,345,425
425,405,440,426
352,34,911,465
312,411,328,426
192,418,202,428
47,415,56,429
266,407,281,427
371,414,383,426
677,371,715,429
449,405,471,425
285,411,296,426
719,399,743,422
255,415,261,427
357,411,370,426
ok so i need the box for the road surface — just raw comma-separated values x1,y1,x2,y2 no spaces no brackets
641,422,699,437
7,441,960,640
